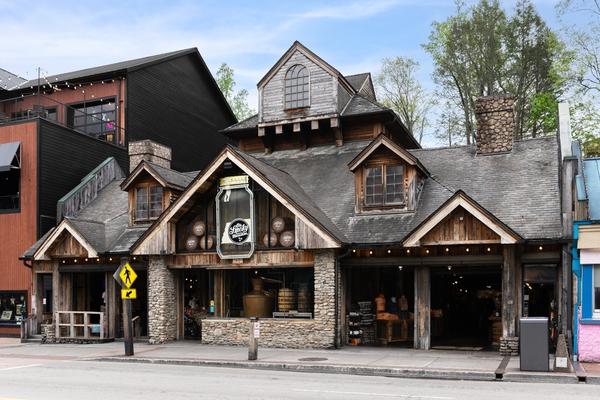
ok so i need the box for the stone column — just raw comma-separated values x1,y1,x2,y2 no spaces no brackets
414,266,431,350
148,256,177,344
314,250,336,348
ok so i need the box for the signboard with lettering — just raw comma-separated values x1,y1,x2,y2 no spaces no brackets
216,175,255,259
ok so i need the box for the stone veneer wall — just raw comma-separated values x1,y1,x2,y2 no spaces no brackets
475,95,515,154
578,322,600,362
148,256,177,344
202,250,337,348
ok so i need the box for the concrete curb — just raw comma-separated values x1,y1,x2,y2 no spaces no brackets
92,356,586,383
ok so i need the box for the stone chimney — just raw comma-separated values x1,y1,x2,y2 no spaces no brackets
475,95,515,154
128,139,172,172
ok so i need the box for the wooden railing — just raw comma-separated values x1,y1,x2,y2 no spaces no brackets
56,157,124,221
55,311,105,340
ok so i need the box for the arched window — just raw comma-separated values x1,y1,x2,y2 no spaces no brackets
284,65,309,109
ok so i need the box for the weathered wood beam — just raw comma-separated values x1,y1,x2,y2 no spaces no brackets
275,125,283,135
414,266,431,350
258,127,265,137
502,245,517,338
293,122,301,133
333,127,343,147
311,120,319,130
330,117,339,128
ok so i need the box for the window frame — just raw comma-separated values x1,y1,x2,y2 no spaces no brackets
0,290,27,326
284,64,310,110
65,97,117,144
133,183,164,223
362,162,406,209
0,145,21,214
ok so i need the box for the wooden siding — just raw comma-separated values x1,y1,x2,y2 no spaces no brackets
420,206,501,245
261,50,338,124
169,249,314,269
38,119,128,235
47,231,89,258
0,121,38,298
126,53,234,172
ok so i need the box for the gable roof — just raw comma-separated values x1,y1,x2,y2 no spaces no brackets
402,190,522,247
344,73,376,102
257,41,355,94
121,160,197,191
0,68,25,90
12,49,196,90
132,145,345,254
33,219,100,260
253,136,562,244
348,133,428,176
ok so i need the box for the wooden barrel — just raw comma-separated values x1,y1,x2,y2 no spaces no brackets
199,234,215,250
192,220,206,237
297,286,312,313
185,235,199,251
280,230,295,247
271,217,286,233
262,233,278,247
278,288,296,312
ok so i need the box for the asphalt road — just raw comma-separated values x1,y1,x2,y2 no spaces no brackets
0,361,599,400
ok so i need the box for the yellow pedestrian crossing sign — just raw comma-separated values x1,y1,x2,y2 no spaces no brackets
121,288,137,300
119,262,137,289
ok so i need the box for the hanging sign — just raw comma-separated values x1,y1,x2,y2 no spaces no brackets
216,174,255,259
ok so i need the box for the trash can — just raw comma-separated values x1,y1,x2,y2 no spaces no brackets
519,317,549,372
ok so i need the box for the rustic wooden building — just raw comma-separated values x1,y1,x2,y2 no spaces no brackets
23,42,571,354
1,49,235,336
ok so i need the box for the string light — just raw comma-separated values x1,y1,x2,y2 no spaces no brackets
425,249,430,254
406,249,411,255
538,245,543,251
465,248,470,253
369,250,373,255
445,247,450,253
387,249,391,254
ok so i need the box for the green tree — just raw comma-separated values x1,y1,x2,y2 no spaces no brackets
424,0,572,142
375,57,435,144
216,63,255,121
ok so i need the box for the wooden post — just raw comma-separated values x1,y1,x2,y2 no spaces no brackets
122,298,134,356
502,245,517,337
414,266,430,350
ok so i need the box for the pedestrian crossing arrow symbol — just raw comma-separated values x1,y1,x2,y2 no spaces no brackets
121,288,137,300
119,262,137,289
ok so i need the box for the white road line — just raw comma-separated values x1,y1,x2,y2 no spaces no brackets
0,364,42,371
293,389,454,399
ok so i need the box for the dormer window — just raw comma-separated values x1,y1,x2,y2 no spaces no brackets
364,163,404,207
135,184,163,221
284,65,309,109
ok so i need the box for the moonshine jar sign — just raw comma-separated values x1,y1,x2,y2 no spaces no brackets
216,175,255,259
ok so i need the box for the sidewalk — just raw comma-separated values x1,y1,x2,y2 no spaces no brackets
0,339,586,384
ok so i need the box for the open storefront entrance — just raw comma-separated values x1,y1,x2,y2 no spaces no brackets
345,266,415,346
430,266,501,350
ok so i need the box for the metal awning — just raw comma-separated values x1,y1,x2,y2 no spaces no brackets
0,141,20,172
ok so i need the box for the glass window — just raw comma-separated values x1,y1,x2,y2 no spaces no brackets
135,185,163,222
46,108,57,121
284,65,309,109
594,265,600,315
365,166,383,206
385,164,404,204
364,164,405,207
0,291,27,324
66,98,116,143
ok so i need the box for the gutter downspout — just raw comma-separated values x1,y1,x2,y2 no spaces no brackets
335,247,352,349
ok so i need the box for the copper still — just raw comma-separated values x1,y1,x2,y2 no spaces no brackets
243,277,278,318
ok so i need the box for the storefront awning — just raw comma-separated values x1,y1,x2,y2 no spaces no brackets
0,141,20,172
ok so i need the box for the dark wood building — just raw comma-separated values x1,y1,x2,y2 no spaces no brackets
0,49,235,336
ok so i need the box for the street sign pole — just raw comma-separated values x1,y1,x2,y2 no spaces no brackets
122,297,134,356
116,257,136,356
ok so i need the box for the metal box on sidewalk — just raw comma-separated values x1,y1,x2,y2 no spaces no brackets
519,317,549,372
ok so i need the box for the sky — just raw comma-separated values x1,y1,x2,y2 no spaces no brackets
0,0,579,146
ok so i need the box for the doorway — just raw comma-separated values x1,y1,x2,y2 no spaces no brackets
430,266,501,350
523,264,557,346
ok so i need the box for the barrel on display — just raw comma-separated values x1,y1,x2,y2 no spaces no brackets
279,230,295,247
271,217,286,233
199,235,215,250
192,220,206,237
277,288,296,312
185,235,199,251
262,232,279,247
297,285,312,313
